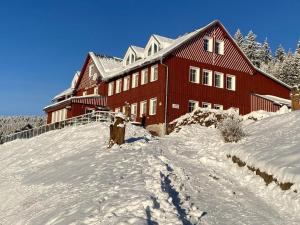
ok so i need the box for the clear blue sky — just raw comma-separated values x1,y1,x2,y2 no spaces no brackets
0,0,299,115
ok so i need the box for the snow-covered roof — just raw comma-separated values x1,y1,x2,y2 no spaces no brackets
52,71,80,101
254,94,291,107
53,88,74,101
88,21,211,81
85,20,290,89
153,34,174,48
131,46,145,59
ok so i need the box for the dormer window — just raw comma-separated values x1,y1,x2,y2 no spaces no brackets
125,53,135,66
153,43,158,54
148,46,152,56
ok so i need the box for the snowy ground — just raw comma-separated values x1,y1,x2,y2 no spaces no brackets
0,112,300,224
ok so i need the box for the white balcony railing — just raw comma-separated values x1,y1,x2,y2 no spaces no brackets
0,111,115,145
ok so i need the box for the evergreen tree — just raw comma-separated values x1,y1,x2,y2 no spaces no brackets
277,50,299,86
234,29,244,49
260,38,272,64
243,31,261,67
275,44,285,62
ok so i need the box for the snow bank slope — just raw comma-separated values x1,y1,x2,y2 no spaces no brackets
0,123,154,225
225,110,300,189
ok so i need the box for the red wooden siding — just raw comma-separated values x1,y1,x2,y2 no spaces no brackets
77,57,99,92
250,94,281,112
172,24,254,75
164,55,290,123
106,62,166,125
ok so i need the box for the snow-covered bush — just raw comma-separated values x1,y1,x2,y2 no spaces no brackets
168,108,239,133
218,116,245,142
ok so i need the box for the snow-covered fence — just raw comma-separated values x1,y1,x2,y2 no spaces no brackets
0,111,115,145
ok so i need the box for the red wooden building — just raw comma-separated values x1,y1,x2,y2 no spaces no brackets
44,20,291,135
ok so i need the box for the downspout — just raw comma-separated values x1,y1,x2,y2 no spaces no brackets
160,57,169,135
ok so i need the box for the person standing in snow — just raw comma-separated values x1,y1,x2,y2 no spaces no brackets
141,114,146,128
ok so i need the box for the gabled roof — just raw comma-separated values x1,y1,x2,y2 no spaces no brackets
79,20,290,89
131,46,144,58
153,34,174,48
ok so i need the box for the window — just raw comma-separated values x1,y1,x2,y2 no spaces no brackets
116,79,122,94
214,72,224,88
123,76,130,91
89,64,94,77
94,86,99,95
125,53,135,66
202,102,212,109
189,67,200,83
149,98,157,115
148,46,152,56
226,75,236,91
203,69,212,86
215,40,224,55
131,103,137,116
140,101,147,117
115,107,120,113
108,82,114,96
51,109,67,123
122,106,126,114
150,65,158,82
204,37,213,52
188,100,199,113
153,43,158,54
141,69,148,85
83,91,87,96
214,104,223,110
132,73,139,88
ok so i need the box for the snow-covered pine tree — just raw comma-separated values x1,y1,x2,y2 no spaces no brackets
234,29,244,49
275,44,286,62
243,31,261,68
277,50,299,86
294,40,300,86
259,38,273,73
260,38,272,64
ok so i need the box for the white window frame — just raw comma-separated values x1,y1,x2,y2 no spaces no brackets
202,69,212,86
214,72,224,88
215,40,224,55
204,36,213,52
131,103,137,116
89,64,94,77
94,86,99,95
226,75,236,91
116,79,122,94
108,82,114,96
188,100,199,113
189,66,200,83
150,64,158,82
202,102,212,109
140,100,147,117
214,104,223,110
123,76,130,91
141,69,149,85
132,73,139,88
149,98,157,115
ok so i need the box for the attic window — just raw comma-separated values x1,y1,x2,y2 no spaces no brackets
153,43,158,54
89,65,94,77
204,36,213,52
148,46,152,56
125,53,135,66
